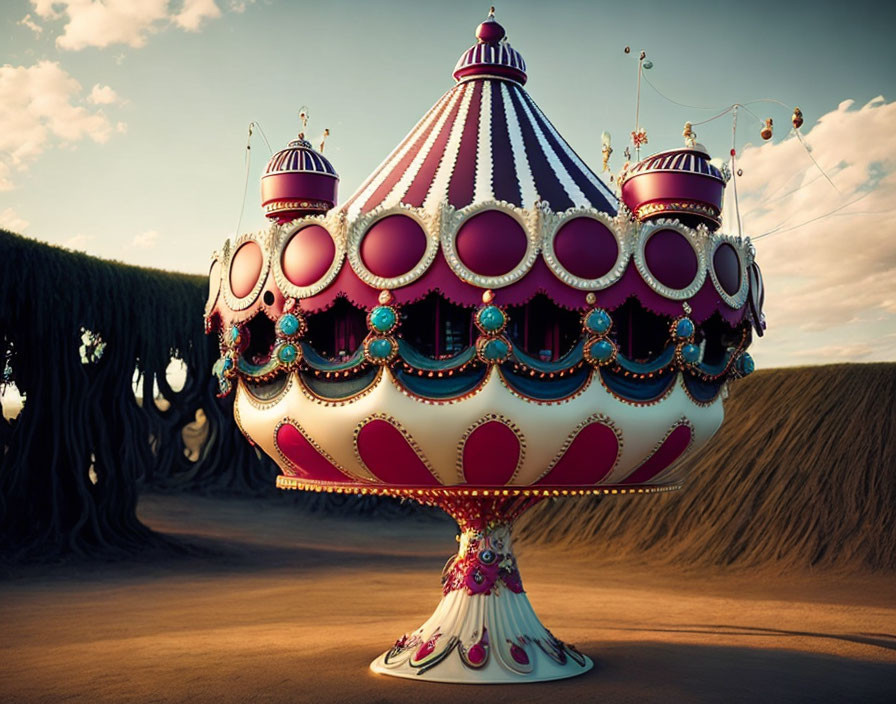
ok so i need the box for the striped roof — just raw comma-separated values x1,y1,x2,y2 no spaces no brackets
454,41,527,82
342,77,616,218
625,147,723,181
264,138,337,177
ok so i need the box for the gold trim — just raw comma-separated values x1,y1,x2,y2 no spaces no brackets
275,475,683,497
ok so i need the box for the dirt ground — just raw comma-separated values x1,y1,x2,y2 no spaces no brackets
1,493,894,703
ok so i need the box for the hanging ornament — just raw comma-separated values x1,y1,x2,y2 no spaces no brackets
737,168,743,177
642,60,653,69
601,131,613,172
319,128,330,152
760,118,773,140
792,107,804,130
624,46,631,54
631,127,648,148
682,122,697,149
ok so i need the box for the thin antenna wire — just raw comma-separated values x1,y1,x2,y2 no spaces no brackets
252,121,273,155
235,123,254,236
634,51,645,160
731,106,743,238
754,192,871,240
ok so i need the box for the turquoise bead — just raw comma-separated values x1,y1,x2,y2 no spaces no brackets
230,325,240,344
370,306,397,333
278,313,300,337
483,338,509,361
738,352,755,375
589,339,615,363
681,343,700,364
278,344,298,364
675,318,695,339
477,305,505,332
222,357,233,371
585,308,611,335
368,338,394,359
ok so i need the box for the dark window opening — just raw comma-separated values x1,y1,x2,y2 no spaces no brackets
243,314,277,366
611,299,669,363
697,314,741,368
506,295,581,362
305,297,367,361
400,293,474,359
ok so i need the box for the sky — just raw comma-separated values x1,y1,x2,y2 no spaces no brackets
1,0,894,370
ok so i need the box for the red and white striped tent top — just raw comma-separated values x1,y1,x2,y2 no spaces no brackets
341,20,616,219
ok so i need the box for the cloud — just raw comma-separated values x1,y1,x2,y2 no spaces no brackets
64,233,95,251
0,61,124,188
18,13,43,34
88,83,120,105
174,0,221,31
30,0,226,51
0,207,29,233
131,229,159,249
729,97,896,365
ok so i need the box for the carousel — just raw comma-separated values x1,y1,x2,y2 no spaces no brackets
205,9,765,684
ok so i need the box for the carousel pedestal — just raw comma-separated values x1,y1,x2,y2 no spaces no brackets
370,495,593,683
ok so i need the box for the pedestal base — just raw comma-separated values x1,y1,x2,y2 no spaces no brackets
369,495,593,684
370,589,593,683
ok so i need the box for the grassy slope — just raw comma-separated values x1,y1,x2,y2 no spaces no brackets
517,363,896,573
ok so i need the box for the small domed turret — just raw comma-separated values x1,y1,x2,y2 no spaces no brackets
453,8,527,85
620,145,726,230
261,135,338,223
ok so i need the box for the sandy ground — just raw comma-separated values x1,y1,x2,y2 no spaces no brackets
1,494,894,704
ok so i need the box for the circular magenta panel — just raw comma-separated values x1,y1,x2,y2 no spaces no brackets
553,218,618,279
229,242,263,298
282,225,335,287
644,229,698,290
713,243,741,296
360,215,427,279
456,210,527,277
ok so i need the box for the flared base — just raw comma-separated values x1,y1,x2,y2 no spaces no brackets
369,495,592,684
370,588,593,683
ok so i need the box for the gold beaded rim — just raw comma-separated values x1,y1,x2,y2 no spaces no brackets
275,475,682,497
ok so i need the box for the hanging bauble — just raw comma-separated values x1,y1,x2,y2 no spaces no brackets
792,107,804,130
760,118,773,141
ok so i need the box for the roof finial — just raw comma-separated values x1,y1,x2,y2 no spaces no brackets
476,6,505,43
298,106,309,140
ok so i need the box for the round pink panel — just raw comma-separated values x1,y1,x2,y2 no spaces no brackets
282,225,335,287
456,210,527,277
553,218,618,279
713,242,741,296
229,241,263,298
360,215,427,279
644,229,698,291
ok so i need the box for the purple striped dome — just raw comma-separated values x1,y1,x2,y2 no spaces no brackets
453,12,527,85
261,136,339,222
620,146,726,229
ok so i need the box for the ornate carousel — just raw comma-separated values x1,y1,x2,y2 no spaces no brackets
205,9,765,684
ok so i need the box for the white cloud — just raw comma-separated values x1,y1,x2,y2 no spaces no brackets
0,207,29,232
64,233,95,251
30,0,226,51
131,229,159,249
731,97,896,366
174,0,221,31
0,61,124,188
88,83,120,105
18,13,43,34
